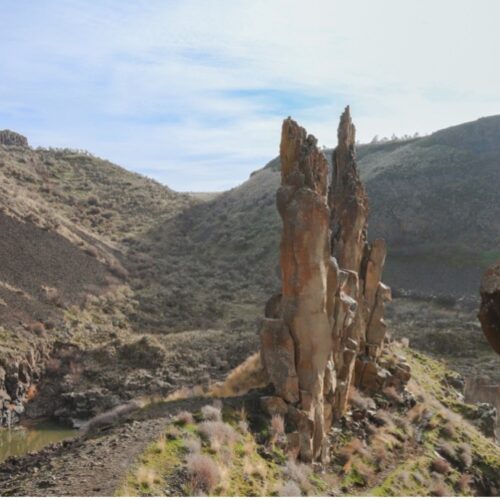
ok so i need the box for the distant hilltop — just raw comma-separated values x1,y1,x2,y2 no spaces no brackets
0,129,29,147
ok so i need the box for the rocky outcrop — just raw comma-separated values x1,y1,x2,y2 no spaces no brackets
465,377,500,441
0,343,48,426
478,260,500,356
259,107,410,462
0,129,29,147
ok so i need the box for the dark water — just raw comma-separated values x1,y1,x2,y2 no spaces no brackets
0,420,77,463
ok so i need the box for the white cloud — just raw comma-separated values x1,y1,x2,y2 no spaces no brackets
1,0,500,190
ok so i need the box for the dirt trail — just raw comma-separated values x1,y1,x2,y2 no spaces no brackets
0,399,210,496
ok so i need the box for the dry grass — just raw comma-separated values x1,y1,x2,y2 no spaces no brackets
186,453,221,494
210,352,268,397
135,465,159,489
270,414,285,442
164,384,206,402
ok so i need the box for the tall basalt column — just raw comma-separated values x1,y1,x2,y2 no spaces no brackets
260,108,405,463
329,107,368,273
278,118,333,461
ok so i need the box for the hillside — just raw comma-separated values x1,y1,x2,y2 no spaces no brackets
161,115,500,317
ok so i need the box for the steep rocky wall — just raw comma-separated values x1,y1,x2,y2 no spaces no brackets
260,108,410,462
479,260,500,356
0,343,49,426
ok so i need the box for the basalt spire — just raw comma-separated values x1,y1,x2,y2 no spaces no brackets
259,107,411,462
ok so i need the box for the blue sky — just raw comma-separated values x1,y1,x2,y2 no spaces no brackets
1,0,500,191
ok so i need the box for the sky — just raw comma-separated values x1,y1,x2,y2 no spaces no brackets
1,0,500,192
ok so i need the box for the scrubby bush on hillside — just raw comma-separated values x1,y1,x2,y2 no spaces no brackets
186,453,220,494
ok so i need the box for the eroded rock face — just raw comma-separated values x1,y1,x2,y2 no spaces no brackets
478,260,500,356
0,130,29,148
259,107,410,462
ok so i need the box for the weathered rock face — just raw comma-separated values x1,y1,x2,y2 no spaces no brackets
0,130,29,148
478,260,500,356
259,107,410,462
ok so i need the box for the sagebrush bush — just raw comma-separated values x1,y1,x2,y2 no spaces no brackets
456,443,472,468
201,404,222,422
30,321,46,336
186,453,220,494
175,410,194,426
183,437,201,454
279,480,301,497
198,421,238,449
431,457,450,474
437,441,456,462
284,459,312,493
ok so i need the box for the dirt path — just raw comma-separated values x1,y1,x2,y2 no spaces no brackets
0,399,211,496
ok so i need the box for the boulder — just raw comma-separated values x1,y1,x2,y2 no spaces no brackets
478,260,500,356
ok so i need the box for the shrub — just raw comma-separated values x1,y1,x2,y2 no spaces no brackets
440,421,457,439
198,421,238,449
352,459,375,485
86,195,99,206
437,441,456,462
430,478,451,496
431,457,450,474
338,438,365,465
372,409,393,427
457,473,472,492
175,410,194,426
456,444,472,468
284,459,312,493
349,387,374,411
201,404,222,422
383,386,403,404
279,480,301,497
30,321,46,336
186,453,220,494
184,437,201,454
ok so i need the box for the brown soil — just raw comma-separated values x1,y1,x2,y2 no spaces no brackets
0,212,109,329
